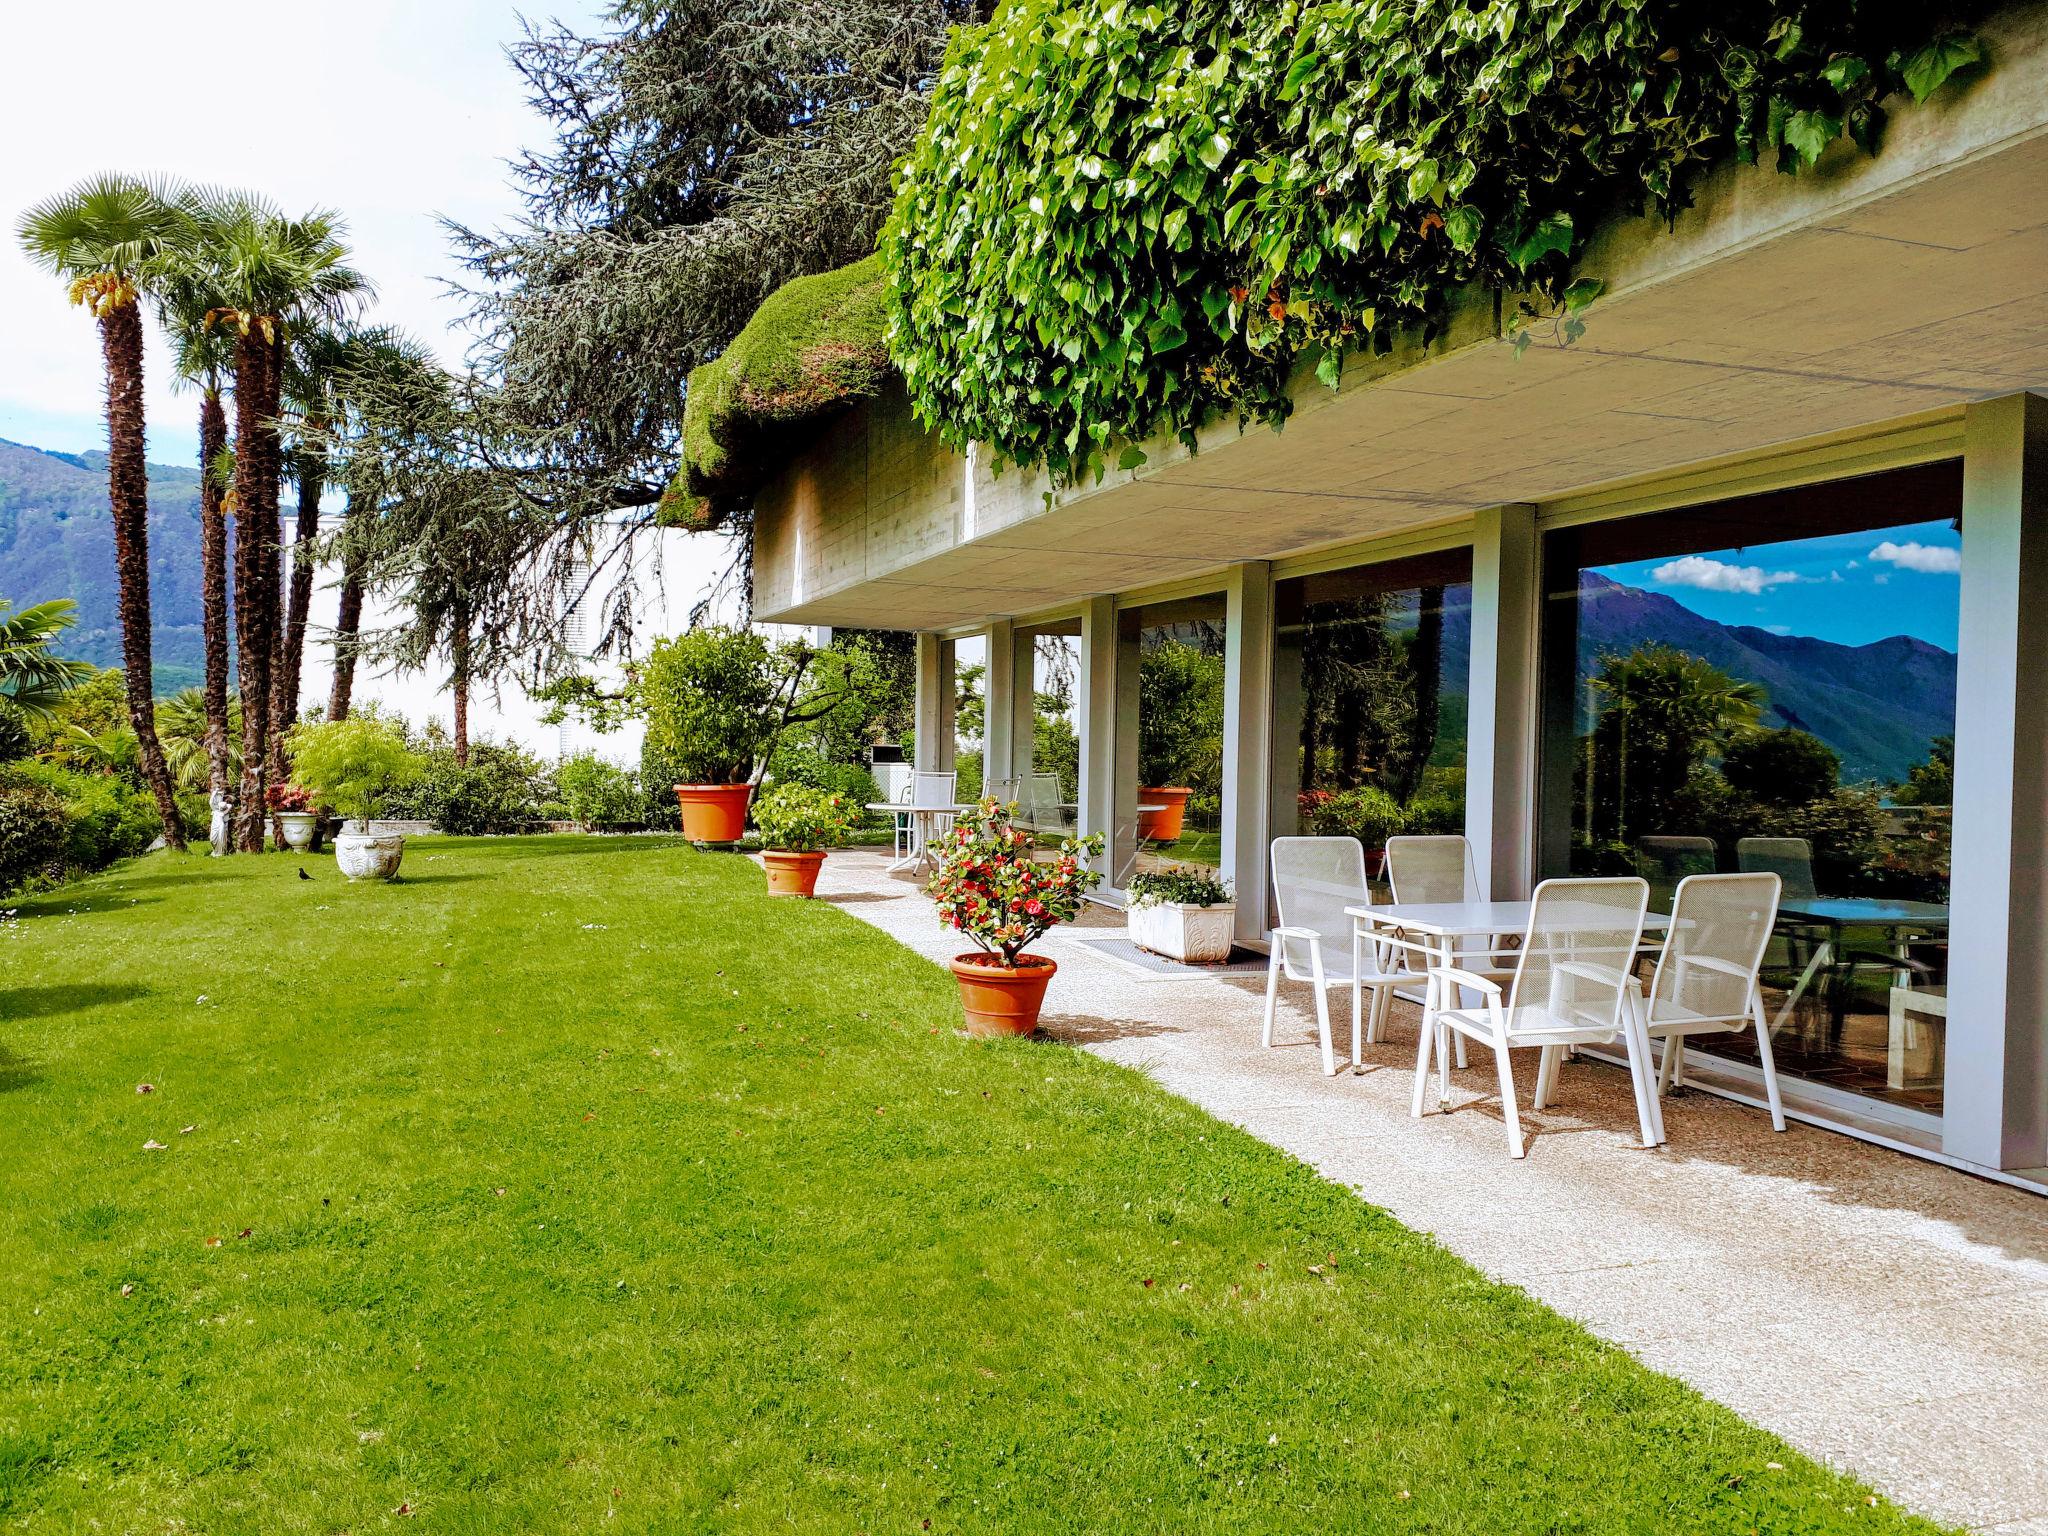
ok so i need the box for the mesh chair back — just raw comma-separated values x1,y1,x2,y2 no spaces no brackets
911,771,958,810
1386,834,1477,905
986,776,1021,805
1737,837,1816,900
1018,772,1069,834
1637,835,1717,909
1508,877,1649,1034
1650,873,1780,1024
1270,837,1369,976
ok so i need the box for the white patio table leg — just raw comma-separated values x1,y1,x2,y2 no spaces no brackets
1410,952,1436,1118
1350,920,1364,1067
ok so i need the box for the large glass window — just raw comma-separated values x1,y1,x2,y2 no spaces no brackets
1270,551,1473,891
1538,463,1960,1118
1013,619,1081,842
1114,594,1227,885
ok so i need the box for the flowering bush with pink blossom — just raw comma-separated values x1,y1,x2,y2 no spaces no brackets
928,798,1103,968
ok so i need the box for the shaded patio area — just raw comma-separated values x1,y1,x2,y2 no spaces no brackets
814,847,2048,1534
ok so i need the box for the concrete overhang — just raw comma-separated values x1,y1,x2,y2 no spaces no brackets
753,7,2048,628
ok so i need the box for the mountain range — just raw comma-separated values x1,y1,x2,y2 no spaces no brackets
0,437,209,694
1571,571,1954,784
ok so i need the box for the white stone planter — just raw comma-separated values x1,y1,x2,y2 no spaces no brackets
277,812,319,851
1128,898,1236,965
335,822,406,882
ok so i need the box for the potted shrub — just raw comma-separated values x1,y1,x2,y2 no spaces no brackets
266,782,319,851
1300,785,1409,877
1126,865,1236,964
285,718,419,882
928,799,1104,1036
1135,639,1222,843
637,627,856,845
752,784,852,897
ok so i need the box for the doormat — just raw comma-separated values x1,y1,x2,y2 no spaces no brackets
1061,932,1271,978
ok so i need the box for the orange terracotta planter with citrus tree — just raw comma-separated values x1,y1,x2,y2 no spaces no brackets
1137,786,1191,842
674,782,753,843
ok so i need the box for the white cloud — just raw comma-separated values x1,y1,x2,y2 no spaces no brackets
1870,540,1962,575
1650,555,1802,595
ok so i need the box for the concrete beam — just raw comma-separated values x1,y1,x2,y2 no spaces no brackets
1944,391,2048,1172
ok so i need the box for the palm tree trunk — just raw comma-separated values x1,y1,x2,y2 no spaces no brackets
278,454,322,735
98,300,186,852
197,388,233,852
451,606,471,768
328,515,365,722
229,327,278,851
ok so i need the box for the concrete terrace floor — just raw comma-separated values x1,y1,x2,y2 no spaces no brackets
808,848,2048,1535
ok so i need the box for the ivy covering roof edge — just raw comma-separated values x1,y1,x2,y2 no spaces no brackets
660,252,894,530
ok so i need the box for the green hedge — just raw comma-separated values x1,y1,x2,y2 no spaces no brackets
883,0,1985,484
667,253,894,526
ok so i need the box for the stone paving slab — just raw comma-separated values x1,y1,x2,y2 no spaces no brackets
812,850,2048,1532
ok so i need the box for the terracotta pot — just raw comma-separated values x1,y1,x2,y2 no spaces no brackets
674,782,752,843
1137,786,1192,843
949,953,1057,1037
762,848,825,897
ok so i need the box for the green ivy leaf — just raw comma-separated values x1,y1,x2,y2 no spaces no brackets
1901,32,1984,103
1116,444,1149,471
1782,107,1842,166
1444,205,1482,253
1504,211,1573,269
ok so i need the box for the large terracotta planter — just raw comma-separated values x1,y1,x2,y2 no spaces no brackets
674,782,752,843
950,953,1057,1037
1137,786,1192,843
762,849,825,897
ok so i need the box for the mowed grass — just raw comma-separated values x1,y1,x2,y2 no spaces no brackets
0,838,1944,1533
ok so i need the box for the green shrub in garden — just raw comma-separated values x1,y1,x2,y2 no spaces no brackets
884,0,1986,484
752,784,855,853
0,772,68,893
4,760,159,871
1300,784,1408,849
557,754,643,829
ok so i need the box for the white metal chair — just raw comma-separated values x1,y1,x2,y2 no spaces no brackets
1263,837,1409,1076
1418,876,1661,1159
907,770,958,868
1640,872,1787,1131
1384,834,1514,1059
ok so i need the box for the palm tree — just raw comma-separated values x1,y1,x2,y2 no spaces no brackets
186,195,370,848
156,686,242,794
16,175,192,850
155,251,239,815
0,597,95,719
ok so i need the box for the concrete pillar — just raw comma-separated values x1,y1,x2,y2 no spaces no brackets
1112,611,1142,887
1008,625,1038,790
1222,561,1275,941
1943,392,2048,1172
913,632,955,774
1077,596,1118,878
1466,505,1540,899
983,620,1017,794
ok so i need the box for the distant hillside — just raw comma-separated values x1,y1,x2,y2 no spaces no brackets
0,437,208,694
1575,571,1954,784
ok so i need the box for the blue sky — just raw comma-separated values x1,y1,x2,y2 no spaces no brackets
1596,517,1962,651
1,1,607,467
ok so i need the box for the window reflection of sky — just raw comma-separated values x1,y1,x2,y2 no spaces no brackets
1593,518,1960,650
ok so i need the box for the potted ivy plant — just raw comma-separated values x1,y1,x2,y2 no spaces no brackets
284,718,418,882
927,799,1104,1035
1126,866,1236,964
265,782,319,851
752,784,852,897
635,626,857,845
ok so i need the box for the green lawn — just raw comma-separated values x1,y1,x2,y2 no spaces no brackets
1,838,1943,1532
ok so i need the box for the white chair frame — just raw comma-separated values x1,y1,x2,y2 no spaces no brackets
1419,876,1663,1159
1638,871,1788,1132
1262,838,1419,1076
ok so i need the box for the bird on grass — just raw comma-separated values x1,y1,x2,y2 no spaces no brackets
298,868,313,881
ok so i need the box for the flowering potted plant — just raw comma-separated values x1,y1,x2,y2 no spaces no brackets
927,798,1104,1035
1126,866,1235,964
752,784,852,897
265,782,319,851
1300,785,1409,877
